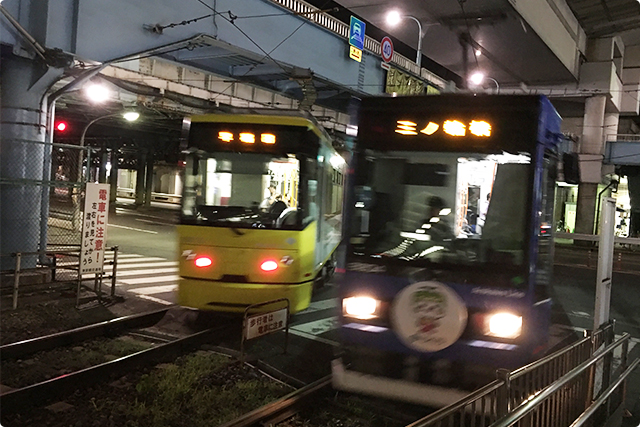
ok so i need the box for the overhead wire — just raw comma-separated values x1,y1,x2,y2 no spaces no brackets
192,0,336,104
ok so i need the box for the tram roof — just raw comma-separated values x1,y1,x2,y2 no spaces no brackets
189,109,333,143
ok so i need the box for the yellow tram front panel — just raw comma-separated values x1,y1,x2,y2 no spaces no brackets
177,222,318,313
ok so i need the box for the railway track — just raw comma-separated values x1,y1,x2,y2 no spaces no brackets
218,372,433,427
0,308,239,414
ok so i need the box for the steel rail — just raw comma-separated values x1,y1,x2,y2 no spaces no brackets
0,324,237,414
218,374,333,427
0,307,170,360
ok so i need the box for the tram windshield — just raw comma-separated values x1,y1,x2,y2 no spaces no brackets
181,151,305,229
350,150,531,273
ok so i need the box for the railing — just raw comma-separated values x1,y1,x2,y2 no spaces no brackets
267,0,448,89
2,246,120,309
407,323,627,427
491,331,638,427
606,134,640,143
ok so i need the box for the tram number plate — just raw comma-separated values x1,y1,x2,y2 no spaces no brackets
245,308,288,340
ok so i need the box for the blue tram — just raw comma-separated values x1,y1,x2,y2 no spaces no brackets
332,94,565,406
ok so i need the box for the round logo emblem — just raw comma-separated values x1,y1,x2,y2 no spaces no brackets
381,36,394,63
391,281,468,352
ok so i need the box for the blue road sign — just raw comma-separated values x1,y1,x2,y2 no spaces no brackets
349,16,365,51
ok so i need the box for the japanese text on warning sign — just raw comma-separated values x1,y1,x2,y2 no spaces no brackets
80,183,110,274
245,308,288,340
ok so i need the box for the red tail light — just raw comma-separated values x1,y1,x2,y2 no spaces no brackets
195,256,212,268
260,260,278,272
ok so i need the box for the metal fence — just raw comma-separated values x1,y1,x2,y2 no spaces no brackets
408,323,625,427
1,139,93,282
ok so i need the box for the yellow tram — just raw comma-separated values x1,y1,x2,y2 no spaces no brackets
177,111,345,313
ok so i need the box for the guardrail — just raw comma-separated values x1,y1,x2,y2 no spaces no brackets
555,232,640,247
408,323,624,427
2,246,120,309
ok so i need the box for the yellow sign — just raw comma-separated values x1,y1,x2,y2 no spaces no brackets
349,45,362,62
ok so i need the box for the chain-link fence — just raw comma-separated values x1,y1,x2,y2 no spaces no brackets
1,139,94,284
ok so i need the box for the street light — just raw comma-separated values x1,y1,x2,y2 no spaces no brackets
72,111,139,230
469,71,500,93
386,10,425,68
78,111,139,182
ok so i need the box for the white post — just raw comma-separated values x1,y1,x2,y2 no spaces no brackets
594,197,615,330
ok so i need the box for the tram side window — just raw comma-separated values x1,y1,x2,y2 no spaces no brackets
535,152,558,296
481,163,530,266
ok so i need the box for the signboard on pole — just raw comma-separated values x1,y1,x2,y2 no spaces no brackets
349,16,365,50
245,307,288,340
80,183,110,275
381,36,394,63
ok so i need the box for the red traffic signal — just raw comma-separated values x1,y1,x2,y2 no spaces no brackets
55,121,67,132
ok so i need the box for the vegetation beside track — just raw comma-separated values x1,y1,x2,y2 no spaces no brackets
1,351,291,427
1,297,116,345
1,336,153,388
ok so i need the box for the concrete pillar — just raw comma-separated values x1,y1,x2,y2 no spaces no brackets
0,55,60,269
582,96,606,155
575,95,607,235
109,150,119,212
98,148,109,183
135,152,146,207
144,153,154,207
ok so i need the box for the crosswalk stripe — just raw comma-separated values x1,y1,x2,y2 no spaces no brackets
105,254,144,259
113,267,178,277
105,257,167,264
120,275,181,285
135,294,174,306
301,298,338,313
291,316,339,335
114,261,177,269
129,285,177,295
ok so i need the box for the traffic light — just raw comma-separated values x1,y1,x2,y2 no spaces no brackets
55,121,68,132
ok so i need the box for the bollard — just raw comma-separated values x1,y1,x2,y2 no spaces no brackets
12,253,22,310
111,246,119,297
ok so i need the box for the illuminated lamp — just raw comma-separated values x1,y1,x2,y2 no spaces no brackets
260,260,278,272
469,120,491,137
420,122,439,135
443,120,466,137
395,120,418,135
261,133,276,144
194,256,213,268
218,131,233,142
239,133,255,144
55,121,67,132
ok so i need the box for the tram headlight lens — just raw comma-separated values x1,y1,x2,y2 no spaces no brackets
486,312,522,339
343,297,379,320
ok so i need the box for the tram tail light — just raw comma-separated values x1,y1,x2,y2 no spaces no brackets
482,312,522,339
260,260,278,272
194,256,213,268
343,296,380,320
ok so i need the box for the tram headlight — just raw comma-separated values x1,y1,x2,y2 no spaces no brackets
343,296,379,320
485,312,522,339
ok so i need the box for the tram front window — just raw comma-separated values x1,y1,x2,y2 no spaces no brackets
350,151,531,282
182,152,303,229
